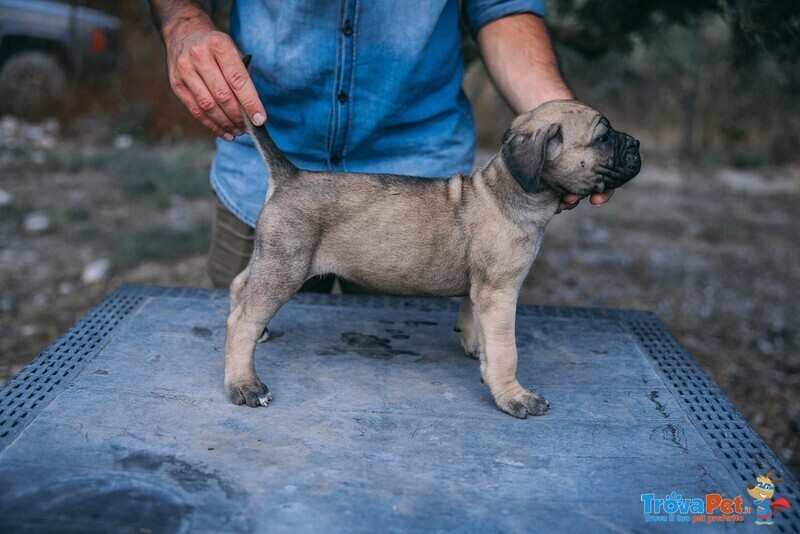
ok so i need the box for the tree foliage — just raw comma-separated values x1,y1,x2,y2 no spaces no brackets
726,0,800,64
546,0,800,66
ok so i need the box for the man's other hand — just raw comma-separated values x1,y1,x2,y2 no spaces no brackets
556,190,615,214
163,15,266,140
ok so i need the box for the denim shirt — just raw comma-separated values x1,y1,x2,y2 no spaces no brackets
211,0,544,227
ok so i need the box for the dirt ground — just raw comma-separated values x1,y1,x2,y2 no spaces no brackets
1,119,798,477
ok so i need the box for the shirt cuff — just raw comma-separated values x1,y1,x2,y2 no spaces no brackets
464,0,546,38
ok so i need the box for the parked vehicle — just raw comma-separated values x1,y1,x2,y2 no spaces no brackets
0,0,120,118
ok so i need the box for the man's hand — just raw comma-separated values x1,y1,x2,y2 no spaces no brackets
557,190,615,214
151,1,266,140
477,13,615,212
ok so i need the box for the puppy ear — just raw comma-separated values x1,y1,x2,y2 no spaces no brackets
501,122,561,194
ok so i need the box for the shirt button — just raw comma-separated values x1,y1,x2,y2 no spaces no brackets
343,21,352,36
331,155,341,165
337,92,348,103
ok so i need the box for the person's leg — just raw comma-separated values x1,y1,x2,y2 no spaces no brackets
207,196,255,289
207,196,335,292
337,278,375,294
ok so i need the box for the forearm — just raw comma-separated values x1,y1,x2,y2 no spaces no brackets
477,13,573,114
148,0,213,39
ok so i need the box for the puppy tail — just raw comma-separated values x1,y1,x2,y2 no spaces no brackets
243,114,297,182
240,55,298,194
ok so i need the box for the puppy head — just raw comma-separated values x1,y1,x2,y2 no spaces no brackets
500,100,641,196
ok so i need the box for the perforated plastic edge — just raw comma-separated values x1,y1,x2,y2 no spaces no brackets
0,285,797,530
0,286,147,449
0,286,248,450
623,312,800,532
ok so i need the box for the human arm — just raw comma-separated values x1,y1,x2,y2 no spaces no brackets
147,0,266,140
476,13,614,211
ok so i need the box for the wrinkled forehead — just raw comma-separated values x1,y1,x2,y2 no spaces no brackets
511,100,603,134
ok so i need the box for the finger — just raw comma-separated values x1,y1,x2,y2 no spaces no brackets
181,68,239,138
557,199,579,212
558,193,584,212
590,189,616,206
212,41,267,126
171,79,232,140
192,48,247,134
561,193,586,205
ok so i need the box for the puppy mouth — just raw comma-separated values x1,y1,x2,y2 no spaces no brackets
595,132,641,190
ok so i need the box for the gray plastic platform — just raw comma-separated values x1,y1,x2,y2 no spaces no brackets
0,286,798,532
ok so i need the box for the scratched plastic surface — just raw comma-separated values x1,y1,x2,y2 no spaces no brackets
0,287,797,533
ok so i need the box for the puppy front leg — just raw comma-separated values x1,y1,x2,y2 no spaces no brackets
471,288,549,418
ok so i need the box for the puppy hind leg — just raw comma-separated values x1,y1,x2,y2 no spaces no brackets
229,264,251,312
224,259,308,408
230,264,271,343
456,297,491,387
471,287,549,418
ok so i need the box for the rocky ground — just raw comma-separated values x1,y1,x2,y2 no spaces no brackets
1,117,798,477
0,116,216,379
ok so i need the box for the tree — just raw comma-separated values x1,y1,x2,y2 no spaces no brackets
545,0,799,66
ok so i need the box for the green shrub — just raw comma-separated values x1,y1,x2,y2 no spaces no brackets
110,222,211,271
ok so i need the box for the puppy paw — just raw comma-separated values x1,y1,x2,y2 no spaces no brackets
462,341,481,360
496,389,549,418
226,379,272,408
454,324,480,360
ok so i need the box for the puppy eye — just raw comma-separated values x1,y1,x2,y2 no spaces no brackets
595,133,610,144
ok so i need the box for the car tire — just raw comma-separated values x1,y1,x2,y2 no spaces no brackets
0,50,67,120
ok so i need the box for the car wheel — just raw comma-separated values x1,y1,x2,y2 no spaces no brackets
0,50,67,120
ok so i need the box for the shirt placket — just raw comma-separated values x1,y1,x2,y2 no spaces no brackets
328,0,357,169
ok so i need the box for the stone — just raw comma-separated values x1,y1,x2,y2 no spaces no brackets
0,115,19,136
23,212,53,234
113,134,133,150
81,259,111,285
57,282,74,295
20,324,37,337
0,189,12,207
